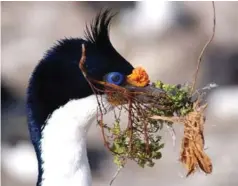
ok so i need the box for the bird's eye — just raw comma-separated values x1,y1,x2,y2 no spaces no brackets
105,72,125,85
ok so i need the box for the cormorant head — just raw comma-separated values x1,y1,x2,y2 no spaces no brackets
27,10,136,128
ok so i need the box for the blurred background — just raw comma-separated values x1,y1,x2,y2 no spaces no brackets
1,1,238,186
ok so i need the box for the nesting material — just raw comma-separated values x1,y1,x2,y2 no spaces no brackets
151,98,212,176
78,44,214,177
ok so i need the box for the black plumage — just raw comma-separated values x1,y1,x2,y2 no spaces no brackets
26,10,134,186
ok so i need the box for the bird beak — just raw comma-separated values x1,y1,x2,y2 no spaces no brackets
123,83,166,104
105,67,166,106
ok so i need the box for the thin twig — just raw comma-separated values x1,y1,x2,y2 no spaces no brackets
191,1,216,94
144,120,150,153
166,124,176,148
150,115,181,123
109,167,123,186
128,99,133,152
79,44,111,151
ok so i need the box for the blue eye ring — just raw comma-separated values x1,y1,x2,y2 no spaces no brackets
105,72,125,86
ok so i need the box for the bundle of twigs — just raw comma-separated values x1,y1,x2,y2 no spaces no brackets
79,43,213,176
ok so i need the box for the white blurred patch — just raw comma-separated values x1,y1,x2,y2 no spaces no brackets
208,86,238,120
2,141,38,182
120,1,174,38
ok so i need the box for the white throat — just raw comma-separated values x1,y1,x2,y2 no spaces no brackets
40,95,112,186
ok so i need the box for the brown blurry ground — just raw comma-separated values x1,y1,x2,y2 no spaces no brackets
1,1,238,186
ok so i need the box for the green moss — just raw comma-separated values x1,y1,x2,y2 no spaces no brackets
154,80,193,116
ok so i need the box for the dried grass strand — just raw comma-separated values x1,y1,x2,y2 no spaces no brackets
191,1,216,94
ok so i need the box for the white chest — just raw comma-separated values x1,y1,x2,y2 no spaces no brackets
40,95,112,186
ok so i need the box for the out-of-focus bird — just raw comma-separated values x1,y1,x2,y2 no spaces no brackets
119,1,173,39
26,10,160,186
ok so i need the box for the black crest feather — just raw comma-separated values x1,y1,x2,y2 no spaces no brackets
84,9,130,67
84,9,117,46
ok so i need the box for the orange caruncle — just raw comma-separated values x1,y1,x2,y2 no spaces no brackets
127,67,150,87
